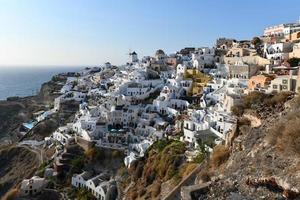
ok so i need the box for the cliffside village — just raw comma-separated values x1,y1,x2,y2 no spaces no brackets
18,20,300,199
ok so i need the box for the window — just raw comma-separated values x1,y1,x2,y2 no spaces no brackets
273,85,278,89
282,85,288,90
282,79,288,84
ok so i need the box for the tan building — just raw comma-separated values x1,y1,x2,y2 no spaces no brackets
289,42,300,58
226,47,248,57
228,60,258,79
223,55,270,66
285,31,300,42
166,57,178,67
226,47,256,58
248,75,274,91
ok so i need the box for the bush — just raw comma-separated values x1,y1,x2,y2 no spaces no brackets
238,117,251,126
194,152,206,163
85,147,105,161
133,162,144,180
129,190,138,200
287,57,300,67
143,140,186,184
268,111,300,155
198,170,211,183
231,104,245,116
139,188,146,197
211,145,230,169
166,164,177,180
252,37,262,47
265,92,292,107
151,182,161,198
71,156,84,172
75,188,96,200
112,149,122,158
179,163,197,178
231,91,293,116
151,139,171,152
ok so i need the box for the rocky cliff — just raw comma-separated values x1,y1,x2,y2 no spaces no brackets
190,92,300,199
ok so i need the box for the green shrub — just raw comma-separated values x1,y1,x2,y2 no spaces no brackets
71,156,84,172
75,188,96,200
194,152,206,163
287,57,300,67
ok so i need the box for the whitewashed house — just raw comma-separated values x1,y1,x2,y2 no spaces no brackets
52,125,74,145
54,91,86,111
19,176,48,196
72,171,117,200
264,42,292,61
72,171,93,188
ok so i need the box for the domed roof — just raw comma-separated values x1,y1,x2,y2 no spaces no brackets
130,51,137,55
155,49,165,56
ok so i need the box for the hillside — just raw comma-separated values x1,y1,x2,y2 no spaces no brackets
188,92,300,199
119,140,200,199
0,75,66,143
0,146,40,197
118,92,300,200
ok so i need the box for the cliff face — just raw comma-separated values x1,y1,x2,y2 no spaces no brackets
0,99,43,143
37,78,64,104
192,93,300,199
0,146,40,197
0,76,66,143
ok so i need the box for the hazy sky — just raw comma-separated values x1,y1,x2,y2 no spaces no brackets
0,0,300,66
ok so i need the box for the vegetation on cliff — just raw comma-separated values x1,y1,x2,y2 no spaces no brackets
193,92,300,199
0,146,40,197
121,140,201,199
231,91,293,116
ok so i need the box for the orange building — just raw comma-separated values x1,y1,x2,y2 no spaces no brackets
248,75,274,91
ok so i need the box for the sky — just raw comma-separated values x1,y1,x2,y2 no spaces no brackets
0,0,300,67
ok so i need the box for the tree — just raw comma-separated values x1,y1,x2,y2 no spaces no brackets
287,57,300,67
251,37,262,47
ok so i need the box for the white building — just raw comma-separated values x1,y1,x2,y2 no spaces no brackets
52,125,74,145
54,91,86,111
19,176,48,196
73,114,103,141
264,43,292,60
183,110,210,147
72,172,117,200
264,22,300,37
129,51,138,63
192,47,215,69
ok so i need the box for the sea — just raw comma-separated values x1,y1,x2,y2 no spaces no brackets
0,66,83,100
